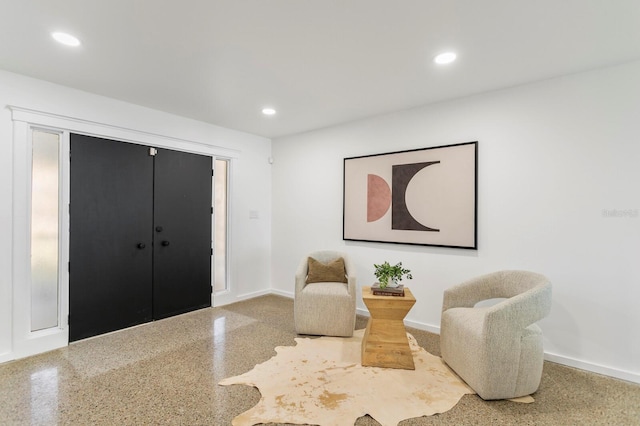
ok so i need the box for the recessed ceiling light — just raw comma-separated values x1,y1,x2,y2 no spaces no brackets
52,32,81,47
434,52,457,65
262,107,276,116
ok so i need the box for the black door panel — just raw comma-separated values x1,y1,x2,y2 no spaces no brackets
69,134,153,342
153,148,212,319
69,135,212,341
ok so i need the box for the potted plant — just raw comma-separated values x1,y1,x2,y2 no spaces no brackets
373,261,412,288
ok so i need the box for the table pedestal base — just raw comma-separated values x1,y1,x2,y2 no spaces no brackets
360,286,416,370
361,318,415,370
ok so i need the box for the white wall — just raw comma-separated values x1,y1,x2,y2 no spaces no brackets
271,60,640,383
0,70,272,362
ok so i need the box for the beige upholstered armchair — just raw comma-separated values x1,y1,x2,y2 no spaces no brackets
440,270,552,400
294,251,356,337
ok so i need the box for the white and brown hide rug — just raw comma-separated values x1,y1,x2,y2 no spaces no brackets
219,329,533,426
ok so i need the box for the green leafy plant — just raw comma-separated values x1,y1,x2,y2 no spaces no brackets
373,261,412,288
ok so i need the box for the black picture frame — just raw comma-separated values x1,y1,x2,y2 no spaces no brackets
343,141,478,249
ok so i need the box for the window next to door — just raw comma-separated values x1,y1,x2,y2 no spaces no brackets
214,159,229,293
31,130,61,332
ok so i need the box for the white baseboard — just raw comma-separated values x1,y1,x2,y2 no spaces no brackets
356,307,368,317
214,289,275,308
234,289,273,302
403,318,442,335
270,289,294,298
543,352,640,384
0,351,14,364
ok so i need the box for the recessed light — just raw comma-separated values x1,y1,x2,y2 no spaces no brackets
434,52,457,65
262,107,276,116
52,32,81,47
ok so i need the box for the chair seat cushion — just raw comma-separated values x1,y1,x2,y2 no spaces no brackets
302,281,350,296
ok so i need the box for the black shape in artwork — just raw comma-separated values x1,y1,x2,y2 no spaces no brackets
392,161,440,231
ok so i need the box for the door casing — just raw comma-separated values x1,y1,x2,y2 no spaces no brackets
8,106,238,362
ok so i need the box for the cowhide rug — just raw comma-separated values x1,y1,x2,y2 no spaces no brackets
219,329,532,426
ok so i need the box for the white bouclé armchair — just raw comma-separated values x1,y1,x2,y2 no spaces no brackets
294,250,356,337
440,270,552,400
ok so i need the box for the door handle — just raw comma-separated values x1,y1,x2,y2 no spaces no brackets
137,243,146,249
161,240,170,247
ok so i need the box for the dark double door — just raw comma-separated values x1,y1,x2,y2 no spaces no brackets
69,134,212,342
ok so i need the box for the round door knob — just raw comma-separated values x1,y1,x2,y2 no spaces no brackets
155,226,163,232
137,243,146,249
161,240,170,247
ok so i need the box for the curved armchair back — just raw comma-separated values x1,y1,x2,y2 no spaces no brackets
443,270,551,329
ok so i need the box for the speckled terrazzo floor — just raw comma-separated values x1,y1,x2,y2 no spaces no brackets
1,294,639,425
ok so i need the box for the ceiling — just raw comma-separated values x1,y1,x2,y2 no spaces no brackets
2,1,640,139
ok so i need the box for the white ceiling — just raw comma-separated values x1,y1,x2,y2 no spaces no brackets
2,1,640,139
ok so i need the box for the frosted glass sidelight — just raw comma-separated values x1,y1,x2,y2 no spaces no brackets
214,159,228,292
31,130,60,331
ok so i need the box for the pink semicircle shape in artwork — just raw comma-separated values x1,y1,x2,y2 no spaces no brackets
367,174,391,222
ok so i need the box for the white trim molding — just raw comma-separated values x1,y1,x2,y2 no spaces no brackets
544,352,640,385
8,106,242,159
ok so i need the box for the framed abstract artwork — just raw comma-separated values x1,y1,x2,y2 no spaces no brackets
343,141,477,249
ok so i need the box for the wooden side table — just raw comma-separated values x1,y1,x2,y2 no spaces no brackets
361,286,416,370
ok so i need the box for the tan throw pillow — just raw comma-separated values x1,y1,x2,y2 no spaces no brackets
306,257,348,284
